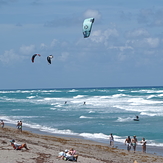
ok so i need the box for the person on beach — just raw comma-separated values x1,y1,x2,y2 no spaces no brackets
1,120,4,128
10,139,29,150
65,149,78,161
57,150,66,160
125,136,131,152
17,121,22,132
16,121,20,130
58,149,78,161
109,133,114,147
140,138,147,153
19,121,22,132
131,135,137,152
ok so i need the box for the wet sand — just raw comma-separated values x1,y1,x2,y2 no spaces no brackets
0,126,163,163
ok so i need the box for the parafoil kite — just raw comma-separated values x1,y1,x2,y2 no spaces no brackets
31,54,41,63
83,18,95,38
47,55,53,64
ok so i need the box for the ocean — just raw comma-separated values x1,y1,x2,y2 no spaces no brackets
0,87,163,151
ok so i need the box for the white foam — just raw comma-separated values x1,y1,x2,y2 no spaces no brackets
27,96,36,99
73,95,85,99
68,89,78,92
116,117,133,122
79,116,93,119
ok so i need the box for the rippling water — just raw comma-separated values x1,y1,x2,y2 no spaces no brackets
0,86,163,147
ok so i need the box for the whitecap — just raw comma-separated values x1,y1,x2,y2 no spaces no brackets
79,116,93,119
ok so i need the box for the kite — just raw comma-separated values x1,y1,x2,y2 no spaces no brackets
83,18,95,38
31,54,41,63
47,55,53,64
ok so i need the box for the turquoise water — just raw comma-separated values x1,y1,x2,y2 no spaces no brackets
0,87,163,147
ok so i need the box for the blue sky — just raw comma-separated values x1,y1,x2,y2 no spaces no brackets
1,0,163,89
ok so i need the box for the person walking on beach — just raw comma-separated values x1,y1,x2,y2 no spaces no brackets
109,133,114,147
125,136,131,152
131,135,137,153
140,138,147,153
1,120,4,128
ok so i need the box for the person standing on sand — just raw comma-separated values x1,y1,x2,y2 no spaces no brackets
16,121,20,130
109,133,114,147
131,135,137,152
1,120,4,128
140,138,147,153
19,121,22,132
125,136,131,152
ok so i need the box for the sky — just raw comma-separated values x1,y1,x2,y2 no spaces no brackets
1,0,163,89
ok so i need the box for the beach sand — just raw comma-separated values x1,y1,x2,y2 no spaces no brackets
0,126,163,163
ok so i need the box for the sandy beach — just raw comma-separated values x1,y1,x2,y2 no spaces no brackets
0,126,163,163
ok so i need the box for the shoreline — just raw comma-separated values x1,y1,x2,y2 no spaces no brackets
0,125,163,163
5,122,163,157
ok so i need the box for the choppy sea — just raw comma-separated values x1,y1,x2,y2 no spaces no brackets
0,87,163,152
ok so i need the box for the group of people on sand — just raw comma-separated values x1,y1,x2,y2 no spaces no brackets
16,121,22,132
58,148,78,161
125,135,147,153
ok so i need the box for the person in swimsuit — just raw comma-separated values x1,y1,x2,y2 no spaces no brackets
140,138,147,153
125,136,131,152
131,135,137,152
10,139,29,150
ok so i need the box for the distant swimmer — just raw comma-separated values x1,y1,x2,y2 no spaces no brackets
64,101,67,104
83,102,86,105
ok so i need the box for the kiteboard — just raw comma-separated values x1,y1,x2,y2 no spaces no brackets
133,119,139,121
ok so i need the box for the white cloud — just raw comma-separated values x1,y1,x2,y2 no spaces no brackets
0,49,21,64
90,28,119,43
83,9,101,19
59,52,69,61
50,39,59,47
126,28,149,38
19,45,35,55
108,45,133,52
127,37,159,48
40,43,47,49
